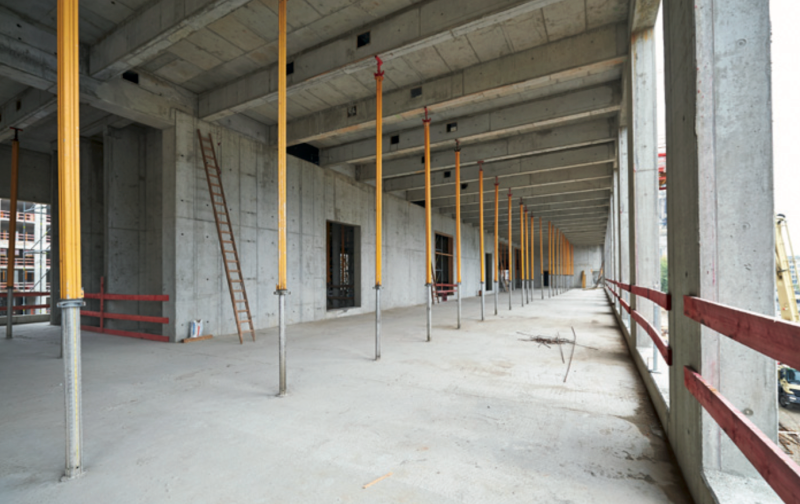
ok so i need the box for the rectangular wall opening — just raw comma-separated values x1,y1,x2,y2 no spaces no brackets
434,233,453,287
326,221,360,310
485,253,492,291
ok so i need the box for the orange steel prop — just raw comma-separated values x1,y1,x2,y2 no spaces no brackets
479,163,485,320
423,107,432,341
507,188,512,309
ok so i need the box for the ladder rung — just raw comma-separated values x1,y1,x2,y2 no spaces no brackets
210,182,221,188
237,310,248,313
235,299,247,303
222,240,233,243
226,259,238,262
233,290,244,293
229,270,240,274
211,192,223,197
221,230,232,234
207,172,219,178
231,279,242,283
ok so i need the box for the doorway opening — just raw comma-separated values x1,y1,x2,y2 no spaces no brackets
326,221,360,310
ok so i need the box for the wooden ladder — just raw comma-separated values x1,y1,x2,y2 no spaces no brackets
197,130,255,344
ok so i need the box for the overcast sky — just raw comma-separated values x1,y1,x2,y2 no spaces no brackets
771,0,800,248
655,1,800,252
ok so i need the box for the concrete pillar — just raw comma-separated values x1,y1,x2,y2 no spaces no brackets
617,127,630,329
626,28,660,349
612,163,620,312
664,0,776,499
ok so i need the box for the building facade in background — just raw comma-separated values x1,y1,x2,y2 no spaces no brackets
0,199,51,314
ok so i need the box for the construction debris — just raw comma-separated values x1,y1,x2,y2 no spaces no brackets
363,472,392,489
182,335,213,343
516,333,573,346
516,332,598,350
779,423,800,455
563,327,577,383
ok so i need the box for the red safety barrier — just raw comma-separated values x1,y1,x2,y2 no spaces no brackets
606,279,671,365
81,277,169,343
631,309,672,365
631,285,671,311
0,291,51,314
685,367,800,503
684,295,800,375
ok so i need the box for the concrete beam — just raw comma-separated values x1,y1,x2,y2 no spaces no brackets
0,28,197,129
277,23,627,146
81,72,197,129
439,188,611,214
459,199,609,220
496,215,608,229
361,118,615,184
495,218,608,242
629,0,661,34
442,191,612,214
0,87,56,142
331,86,619,171
409,161,613,202
464,207,609,226
90,0,252,80
389,143,615,193
430,177,612,208
0,31,57,90
199,0,569,121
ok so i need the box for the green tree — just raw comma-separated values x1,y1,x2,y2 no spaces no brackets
661,256,669,293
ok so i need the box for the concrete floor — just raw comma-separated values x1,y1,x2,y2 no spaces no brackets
0,289,692,503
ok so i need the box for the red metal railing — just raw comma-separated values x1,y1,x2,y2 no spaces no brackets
683,295,800,502
0,291,51,314
606,279,672,365
81,277,170,343
435,283,457,300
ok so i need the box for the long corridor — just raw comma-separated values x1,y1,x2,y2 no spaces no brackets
0,289,692,503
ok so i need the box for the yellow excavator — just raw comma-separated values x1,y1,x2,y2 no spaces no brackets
775,214,800,408
776,214,799,323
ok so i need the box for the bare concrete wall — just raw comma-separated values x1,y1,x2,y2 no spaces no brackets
570,245,603,288
103,125,163,333
162,111,490,341
0,145,51,204
664,0,777,501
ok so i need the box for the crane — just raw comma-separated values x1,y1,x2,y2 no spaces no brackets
775,214,800,322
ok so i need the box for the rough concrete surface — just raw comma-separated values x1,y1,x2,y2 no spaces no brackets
1,289,691,503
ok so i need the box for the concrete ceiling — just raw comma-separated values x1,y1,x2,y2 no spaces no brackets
0,0,655,246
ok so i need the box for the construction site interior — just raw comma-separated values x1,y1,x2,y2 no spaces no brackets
0,0,794,503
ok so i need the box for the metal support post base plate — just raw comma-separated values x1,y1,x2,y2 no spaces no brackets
274,290,289,397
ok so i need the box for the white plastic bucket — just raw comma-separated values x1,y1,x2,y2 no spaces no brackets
188,319,203,339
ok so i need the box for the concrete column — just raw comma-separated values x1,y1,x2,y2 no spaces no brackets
626,28,660,349
617,127,630,328
664,0,776,499
612,165,620,312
